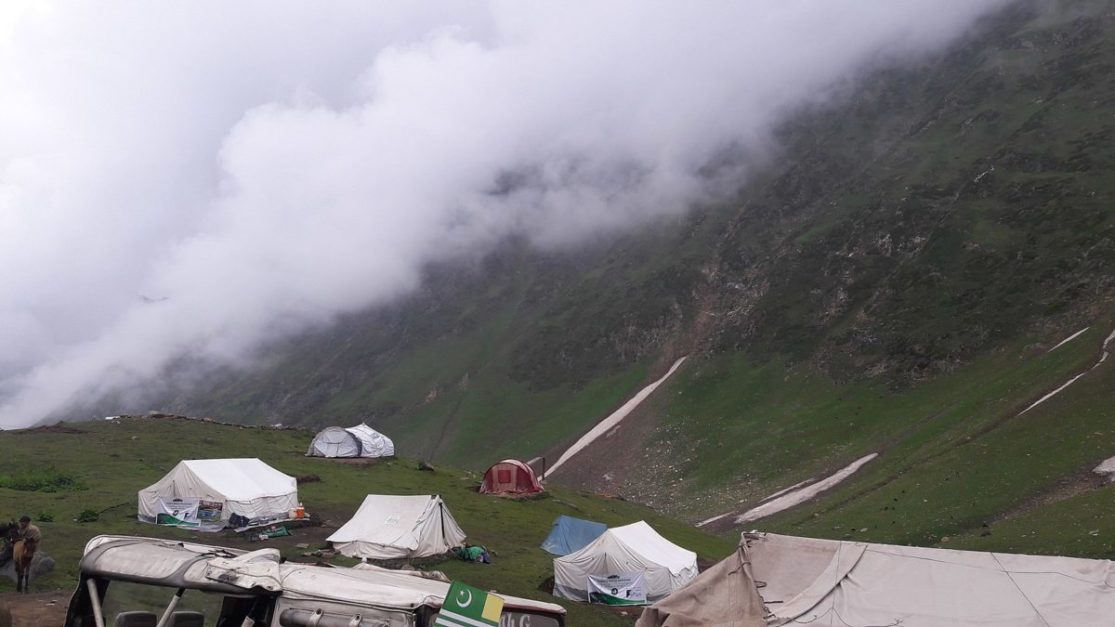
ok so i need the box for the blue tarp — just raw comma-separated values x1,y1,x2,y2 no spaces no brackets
541,515,608,556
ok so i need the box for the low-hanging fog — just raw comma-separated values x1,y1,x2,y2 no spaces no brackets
0,1,1014,428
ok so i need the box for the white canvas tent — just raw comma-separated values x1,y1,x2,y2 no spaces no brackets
637,532,1115,627
554,521,698,604
327,494,467,560
307,423,395,458
138,458,298,531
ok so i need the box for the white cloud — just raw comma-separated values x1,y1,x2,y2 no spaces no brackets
0,0,1013,427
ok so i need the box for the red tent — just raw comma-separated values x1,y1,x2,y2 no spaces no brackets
480,459,544,495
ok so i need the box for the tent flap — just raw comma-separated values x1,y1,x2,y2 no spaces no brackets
635,545,765,627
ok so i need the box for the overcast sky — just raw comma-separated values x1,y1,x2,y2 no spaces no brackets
0,1,1014,428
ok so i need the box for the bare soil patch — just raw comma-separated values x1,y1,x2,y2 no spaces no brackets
0,591,70,627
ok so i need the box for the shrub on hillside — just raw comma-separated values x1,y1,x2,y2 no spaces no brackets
76,509,99,523
0,470,85,492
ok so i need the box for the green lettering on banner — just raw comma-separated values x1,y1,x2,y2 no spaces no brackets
434,581,505,627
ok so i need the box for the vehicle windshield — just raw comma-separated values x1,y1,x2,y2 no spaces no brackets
99,580,264,627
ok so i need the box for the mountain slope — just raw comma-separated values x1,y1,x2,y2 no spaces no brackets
83,0,1115,555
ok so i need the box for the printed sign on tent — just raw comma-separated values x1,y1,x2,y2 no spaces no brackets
587,571,647,606
433,581,504,627
155,497,201,528
197,500,224,522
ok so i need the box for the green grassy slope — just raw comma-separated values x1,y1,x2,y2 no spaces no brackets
0,417,733,625
760,326,1115,555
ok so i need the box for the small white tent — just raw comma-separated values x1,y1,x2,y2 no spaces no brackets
327,494,467,560
554,521,698,604
138,458,298,531
307,423,395,458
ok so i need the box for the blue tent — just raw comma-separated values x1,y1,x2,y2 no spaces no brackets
541,515,608,556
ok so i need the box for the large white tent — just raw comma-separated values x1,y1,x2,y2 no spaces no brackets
138,458,298,531
554,521,698,604
637,532,1115,626
327,494,467,560
307,423,395,458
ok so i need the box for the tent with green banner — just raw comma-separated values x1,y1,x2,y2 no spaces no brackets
553,521,698,605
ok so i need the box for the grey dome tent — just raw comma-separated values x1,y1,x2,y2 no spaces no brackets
307,423,395,458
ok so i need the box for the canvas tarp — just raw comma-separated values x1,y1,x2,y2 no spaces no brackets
307,423,395,458
137,458,298,530
645,532,1115,626
554,521,698,603
541,515,608,556
635,544,765,627
327,494,467,560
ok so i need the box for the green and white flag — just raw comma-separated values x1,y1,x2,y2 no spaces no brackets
434,581,505,627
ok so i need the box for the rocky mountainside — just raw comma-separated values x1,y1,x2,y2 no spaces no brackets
105,0,1115,552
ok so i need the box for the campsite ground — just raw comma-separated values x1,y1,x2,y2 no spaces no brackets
0,591,69,626
0,416,734,626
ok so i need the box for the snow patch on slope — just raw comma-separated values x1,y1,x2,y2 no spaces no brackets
734,453,878,525
543,356,687,479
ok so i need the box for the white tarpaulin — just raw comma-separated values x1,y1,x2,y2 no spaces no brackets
327,494,467,560
138,458,298,530
307,423,395,458
748,532,1115,626
554,521,698,603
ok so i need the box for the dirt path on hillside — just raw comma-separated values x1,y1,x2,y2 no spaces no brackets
0,591,70,627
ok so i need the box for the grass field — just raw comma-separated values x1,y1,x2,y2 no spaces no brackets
0,416,734,625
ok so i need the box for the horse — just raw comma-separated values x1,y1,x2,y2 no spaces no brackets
2,523,32,593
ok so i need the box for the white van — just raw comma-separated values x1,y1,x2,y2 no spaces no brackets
64,536,565,627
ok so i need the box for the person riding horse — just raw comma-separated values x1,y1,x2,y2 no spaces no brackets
15,517,39,558
7,516,40,593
